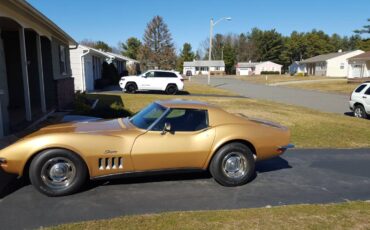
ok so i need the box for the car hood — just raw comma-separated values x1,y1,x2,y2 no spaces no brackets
25,118,130,137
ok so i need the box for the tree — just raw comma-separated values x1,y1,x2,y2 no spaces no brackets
94,41,112,52
354,18,370,35
249,28,284,63
120,37,142,59
138,15,176,70
79,39,112,52
223,43,236,74
176,43,195,72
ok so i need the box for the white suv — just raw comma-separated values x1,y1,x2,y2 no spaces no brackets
349,82,370,119
119,70,184,94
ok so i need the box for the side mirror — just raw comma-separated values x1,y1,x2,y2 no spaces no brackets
161,122,171,135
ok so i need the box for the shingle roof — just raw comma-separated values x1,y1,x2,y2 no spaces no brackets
300,51,353,63
237,61,282,68
348,51,370,61
184,60,225,67
106,52,139,63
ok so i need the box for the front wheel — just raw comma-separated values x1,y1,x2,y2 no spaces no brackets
29,149,88,196
209,143,255,186
125,83,137,94
354,105,368,119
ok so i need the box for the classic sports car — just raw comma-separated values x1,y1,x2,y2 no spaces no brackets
0,100,293,196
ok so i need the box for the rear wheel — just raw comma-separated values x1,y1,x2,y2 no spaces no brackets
354,105,367,119
125,83,137,94
209,143,255,186
165,84,178,95
29,149,88,196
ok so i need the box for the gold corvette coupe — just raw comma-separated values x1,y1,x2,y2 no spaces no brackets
0,100,293,196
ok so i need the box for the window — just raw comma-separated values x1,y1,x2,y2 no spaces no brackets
59,45,67,75
154,71,177,78
340,63,345,70
355,84,367,93
215,67,220,70
145,71,154,78
129,103,167,129
151,109,208,132
200,67,208,71
365,86,370,95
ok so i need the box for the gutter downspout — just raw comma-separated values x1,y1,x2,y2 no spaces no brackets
80,49,91,92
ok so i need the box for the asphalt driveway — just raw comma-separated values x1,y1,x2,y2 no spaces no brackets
192,76,350,114
1,148,370,229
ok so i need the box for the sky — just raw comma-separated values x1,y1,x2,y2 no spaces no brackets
28,0,370,53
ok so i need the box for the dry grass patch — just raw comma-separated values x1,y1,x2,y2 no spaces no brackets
48,201,370,230
285,80,358,95
236,75,333,84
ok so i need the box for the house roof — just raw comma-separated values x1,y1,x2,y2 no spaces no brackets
237,61,282,68
300,51,354,63
9,1,77,46
184,60,225,67
107,52,139,63
79,45,113,58
348,51,370,61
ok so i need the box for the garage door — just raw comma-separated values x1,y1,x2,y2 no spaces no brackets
352,64,362,78
239,68,250,76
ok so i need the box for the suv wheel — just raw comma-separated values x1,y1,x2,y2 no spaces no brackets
165,85,178,95
125,83,137,94
354,105,368,119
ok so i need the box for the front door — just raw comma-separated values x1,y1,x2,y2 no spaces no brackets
131,108,215,171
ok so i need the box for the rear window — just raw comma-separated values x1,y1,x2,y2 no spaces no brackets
355,84,367,93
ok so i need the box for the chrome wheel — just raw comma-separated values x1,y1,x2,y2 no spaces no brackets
222,152,247,179
354,107,363,118
41,157,76,189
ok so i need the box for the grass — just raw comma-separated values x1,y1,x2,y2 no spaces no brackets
285,80,359,95
88,81,370,148
235,75,336,84
48,201,370,230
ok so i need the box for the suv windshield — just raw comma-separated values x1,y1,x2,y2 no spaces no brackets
129,103,167,129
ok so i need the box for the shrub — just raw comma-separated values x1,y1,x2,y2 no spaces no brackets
260,71,280,75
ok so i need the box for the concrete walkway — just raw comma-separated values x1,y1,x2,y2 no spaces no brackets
192,77,350,114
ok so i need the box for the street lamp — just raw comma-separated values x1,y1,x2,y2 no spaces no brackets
208,17,231,85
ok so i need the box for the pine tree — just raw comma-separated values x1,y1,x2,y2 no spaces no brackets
138,16,176,70
121,37,142,60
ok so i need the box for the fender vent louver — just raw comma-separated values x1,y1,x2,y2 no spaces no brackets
98,157,123,170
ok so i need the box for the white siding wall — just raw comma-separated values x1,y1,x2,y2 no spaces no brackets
70,47,83,91
183,66,224,75
255,61,282,75
326,50,364,77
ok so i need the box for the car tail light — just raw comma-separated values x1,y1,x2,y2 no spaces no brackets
180,79,184,82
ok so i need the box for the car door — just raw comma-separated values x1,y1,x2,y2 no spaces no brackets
130,109,215,171
139,71,155,90
364,86,370,112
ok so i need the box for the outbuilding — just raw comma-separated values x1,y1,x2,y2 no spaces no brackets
183,60,225,76
236,61,282,76
300,50,364,77
347,51,370,79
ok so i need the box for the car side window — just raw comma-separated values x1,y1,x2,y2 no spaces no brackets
145,72,154,78
365,86,370,95
355,84,367,93
151,109,208,132
154,71,164,78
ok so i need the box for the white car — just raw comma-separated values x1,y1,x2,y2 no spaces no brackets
349,82,370,119
119,70,184,94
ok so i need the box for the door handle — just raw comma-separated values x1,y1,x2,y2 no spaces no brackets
363,96,367,99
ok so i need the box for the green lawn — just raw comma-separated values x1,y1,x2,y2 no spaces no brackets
85,81,370,148
48,201,370,230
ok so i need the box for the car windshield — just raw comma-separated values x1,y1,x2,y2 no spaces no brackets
129,103,167,129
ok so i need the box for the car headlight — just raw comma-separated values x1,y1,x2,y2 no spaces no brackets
120,77,125,81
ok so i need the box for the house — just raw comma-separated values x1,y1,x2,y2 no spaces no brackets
106,52,140,75
347,51,370,79
300,50,364,77
288,61,306,75
0,1,77,137
236,61,282,76
183,60,225,75
70,45,112,92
